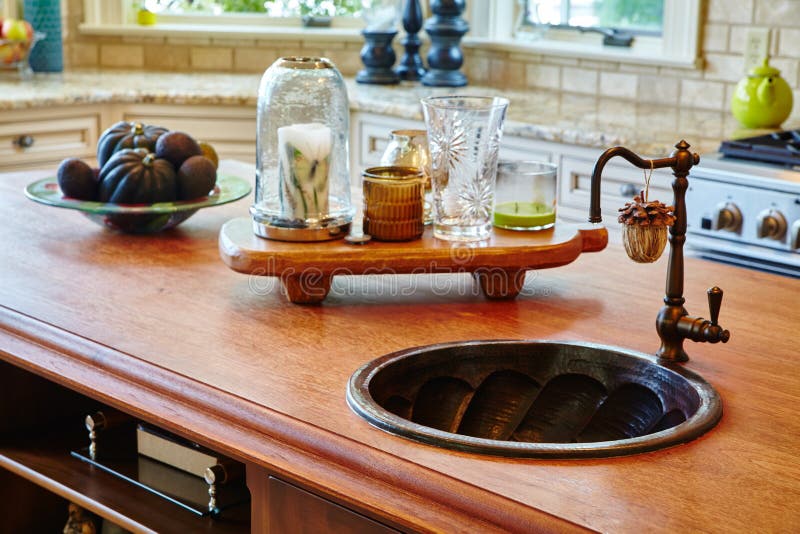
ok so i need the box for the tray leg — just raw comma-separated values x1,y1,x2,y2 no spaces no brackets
282,274,332,304
475,269,526,300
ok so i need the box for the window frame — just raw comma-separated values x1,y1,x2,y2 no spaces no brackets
81,0,701,68
80,0,364,41
132,12,363,29
466,0,701,68
524,0,664,35
2,0,20,19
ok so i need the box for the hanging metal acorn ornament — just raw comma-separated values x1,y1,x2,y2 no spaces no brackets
618,162,676,263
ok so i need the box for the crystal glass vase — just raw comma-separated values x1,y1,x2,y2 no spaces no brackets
422,96,509,241
252,57,354,241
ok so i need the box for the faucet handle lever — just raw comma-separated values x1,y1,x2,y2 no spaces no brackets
707,286,723,325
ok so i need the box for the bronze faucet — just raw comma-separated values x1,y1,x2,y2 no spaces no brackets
589,140,730,363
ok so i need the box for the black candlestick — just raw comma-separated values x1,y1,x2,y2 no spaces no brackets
421,0,468,87
356,30,400,85
395,0,426,81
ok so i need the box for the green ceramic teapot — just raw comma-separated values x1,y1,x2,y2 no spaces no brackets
731,57,793,129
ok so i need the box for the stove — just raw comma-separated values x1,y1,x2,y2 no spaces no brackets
685,133,800,277
718,129,800,167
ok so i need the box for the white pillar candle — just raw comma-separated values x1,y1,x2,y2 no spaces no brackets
278,122,332,220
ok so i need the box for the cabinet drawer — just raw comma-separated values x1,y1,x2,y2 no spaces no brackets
0,114,99,168
353,118,556,172
268,477,398,534
359,120,393,168
120,105,256,162
558,154,673,221
354,113,425,170
500,136,552,163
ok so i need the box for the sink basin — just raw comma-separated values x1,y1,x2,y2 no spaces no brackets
347,341,722,458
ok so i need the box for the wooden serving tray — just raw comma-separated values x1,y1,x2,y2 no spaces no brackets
219,217,608,304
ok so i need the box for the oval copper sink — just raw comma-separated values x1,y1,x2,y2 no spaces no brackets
346,341,722,458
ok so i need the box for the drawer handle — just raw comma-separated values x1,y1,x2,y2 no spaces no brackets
14,135,35,149
619,183,638,197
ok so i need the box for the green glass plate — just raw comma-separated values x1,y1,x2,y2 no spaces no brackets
25,174,251,233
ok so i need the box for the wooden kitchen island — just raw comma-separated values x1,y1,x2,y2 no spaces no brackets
1,163,798,533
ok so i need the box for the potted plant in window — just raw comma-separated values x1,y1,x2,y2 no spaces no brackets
300,0,333,27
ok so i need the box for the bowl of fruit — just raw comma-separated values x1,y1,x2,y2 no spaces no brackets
25,121,251,233
0,17,43,76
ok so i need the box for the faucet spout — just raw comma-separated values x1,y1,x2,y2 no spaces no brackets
678,316,730,343
589,141,729,364
589,141,699,224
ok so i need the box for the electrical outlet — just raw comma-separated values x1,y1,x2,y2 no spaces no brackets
743,28,771,73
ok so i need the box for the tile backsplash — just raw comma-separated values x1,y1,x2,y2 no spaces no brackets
61,0,800,128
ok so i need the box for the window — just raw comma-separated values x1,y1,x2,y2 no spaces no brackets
524,0,664,35
82,1,700,67
141,0,362,18
81,0,365,38
467,0,700,68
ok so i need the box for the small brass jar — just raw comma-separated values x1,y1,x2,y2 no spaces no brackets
380,130,431,180
362,166,425,241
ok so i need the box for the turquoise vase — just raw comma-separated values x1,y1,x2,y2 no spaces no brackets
24,0,63,72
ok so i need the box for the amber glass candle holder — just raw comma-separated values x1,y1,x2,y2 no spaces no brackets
362,166,425,241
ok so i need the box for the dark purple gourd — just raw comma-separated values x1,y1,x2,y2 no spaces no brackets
98,149,177,204
57,158,98,200
97,121,169,168
177,155,217,200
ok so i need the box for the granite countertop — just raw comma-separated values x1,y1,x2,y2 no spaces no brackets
0,69,752,155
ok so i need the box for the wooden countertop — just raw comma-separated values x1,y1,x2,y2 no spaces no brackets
1,162,799,532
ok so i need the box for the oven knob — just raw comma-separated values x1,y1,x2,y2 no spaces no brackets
790,220,800,250
756,209,787,241
713,202,742,232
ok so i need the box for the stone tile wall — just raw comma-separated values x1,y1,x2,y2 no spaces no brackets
61,0,800,128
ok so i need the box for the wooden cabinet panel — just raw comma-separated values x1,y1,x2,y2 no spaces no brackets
267,477,399,534
557,153,673,223
351,112,425,175
0,100,665,235
0,103,258,172
0,470,68,534
119,103,257,162
0,107,103,171
0,360,250,534
500,136,553,163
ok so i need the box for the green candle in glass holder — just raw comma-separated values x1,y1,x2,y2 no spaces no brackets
493,161,557,231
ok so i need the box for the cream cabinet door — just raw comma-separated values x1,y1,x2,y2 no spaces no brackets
117,103,257,163
556,147,673,224
0,105,109,171
499,135,554,163
349,113,559,182
350,111,426,177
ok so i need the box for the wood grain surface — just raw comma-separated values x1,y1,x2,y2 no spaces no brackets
219,216,608,302
1,161,799,533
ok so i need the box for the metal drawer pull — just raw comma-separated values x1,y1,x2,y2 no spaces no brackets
14,135,35,148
